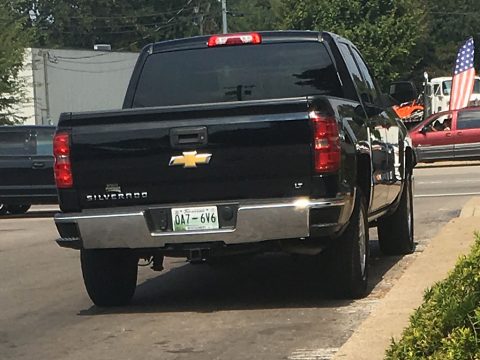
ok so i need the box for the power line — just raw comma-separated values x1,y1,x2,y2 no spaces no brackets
67,6,197,20
51,51,129,60
56,16,213,35
49,57,136,65
46,64,134,73
116,0,195,51
54,16,195,33
52,0,195,57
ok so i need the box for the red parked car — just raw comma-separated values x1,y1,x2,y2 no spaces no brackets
409,107,480,162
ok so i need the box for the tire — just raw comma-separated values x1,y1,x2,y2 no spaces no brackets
327,189,369,299
80,249,138,307
0,204,7,215
377,174,414,255
5,204,31,215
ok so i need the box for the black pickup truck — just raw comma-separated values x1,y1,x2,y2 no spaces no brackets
54,31,415,306
0,125,57,215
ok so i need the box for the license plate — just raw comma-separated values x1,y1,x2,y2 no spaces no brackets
171,206,219,231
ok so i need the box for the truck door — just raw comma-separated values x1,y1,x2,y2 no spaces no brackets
0,129,35,194
31,128,55,188
350,47,402,208
338,43,389,212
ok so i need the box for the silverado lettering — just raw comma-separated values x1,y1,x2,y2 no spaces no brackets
86,192,148,202
54,31,416,307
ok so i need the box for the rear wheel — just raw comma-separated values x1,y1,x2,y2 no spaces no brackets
81,249,138,307
326,189,369,299
378,174,414,255
5,204,31,215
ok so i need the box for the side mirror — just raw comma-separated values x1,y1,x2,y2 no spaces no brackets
420,126,428,134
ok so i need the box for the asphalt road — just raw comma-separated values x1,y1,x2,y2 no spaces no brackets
1,164,478,360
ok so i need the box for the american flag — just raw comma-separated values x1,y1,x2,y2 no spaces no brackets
449,37,475,111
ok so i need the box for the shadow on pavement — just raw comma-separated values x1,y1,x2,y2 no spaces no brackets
1,211,56,220
79,238,404,316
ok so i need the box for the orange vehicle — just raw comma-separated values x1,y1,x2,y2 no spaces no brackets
392,99,424,129
390,81,424,128
393,99,424,119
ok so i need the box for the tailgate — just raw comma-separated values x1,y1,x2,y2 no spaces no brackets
66,99,314,209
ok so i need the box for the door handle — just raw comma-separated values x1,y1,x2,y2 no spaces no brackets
170,127,208,148
445,132,452,137
32,162,45,169
457,131,463,136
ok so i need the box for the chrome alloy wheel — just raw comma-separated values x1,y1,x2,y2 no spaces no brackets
406,177,413,242
358,208,367,278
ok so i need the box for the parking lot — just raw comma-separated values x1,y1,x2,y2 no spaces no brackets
0,163,478,360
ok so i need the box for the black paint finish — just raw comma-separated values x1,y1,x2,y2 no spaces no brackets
56,31,409,223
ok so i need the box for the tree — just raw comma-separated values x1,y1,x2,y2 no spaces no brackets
422,0,480,78
13,0,222,51
0,1,31,125
226,0,283,33
281,0,427,89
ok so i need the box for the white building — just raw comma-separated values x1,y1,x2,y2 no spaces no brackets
15,48,139,125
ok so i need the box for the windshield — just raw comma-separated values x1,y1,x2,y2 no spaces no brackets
133,42,343,107
442,79,480,95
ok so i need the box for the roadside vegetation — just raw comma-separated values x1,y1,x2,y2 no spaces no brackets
0,1,30,124
386,234,480,359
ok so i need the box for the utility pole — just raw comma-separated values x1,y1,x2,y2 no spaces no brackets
41,51,51,125
221,0,228,34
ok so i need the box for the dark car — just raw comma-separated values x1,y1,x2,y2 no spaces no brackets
409,107,480,162
0,126,57,215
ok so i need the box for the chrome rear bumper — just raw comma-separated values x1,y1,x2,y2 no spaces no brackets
55,196,353,249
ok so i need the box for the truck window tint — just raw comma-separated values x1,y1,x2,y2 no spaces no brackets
0,131,32,156
133,42,343,107
338,43,362,103
350,48,380,105
35,129,54,155
442,81,451,95
457,111,480,130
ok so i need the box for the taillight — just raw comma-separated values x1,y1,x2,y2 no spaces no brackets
207,32,262,47
310,111,341,173
53,132,73,188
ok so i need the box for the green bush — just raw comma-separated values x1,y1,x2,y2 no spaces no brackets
386,233,480,359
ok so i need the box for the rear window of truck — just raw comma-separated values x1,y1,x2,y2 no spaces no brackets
132,42,342,107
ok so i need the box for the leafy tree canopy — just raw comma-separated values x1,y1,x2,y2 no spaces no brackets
423,0,480,78
281,0,427,88
225,0,282,33
0,0,31,125
13,0,224,51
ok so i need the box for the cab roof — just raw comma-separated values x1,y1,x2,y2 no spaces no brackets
148,31,333,54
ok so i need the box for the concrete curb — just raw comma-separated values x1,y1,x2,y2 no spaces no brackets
333,197,480,360
416,160,480,169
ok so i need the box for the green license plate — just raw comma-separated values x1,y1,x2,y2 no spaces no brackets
171,206,219,231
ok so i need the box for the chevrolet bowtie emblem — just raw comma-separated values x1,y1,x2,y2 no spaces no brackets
169,151,212,168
